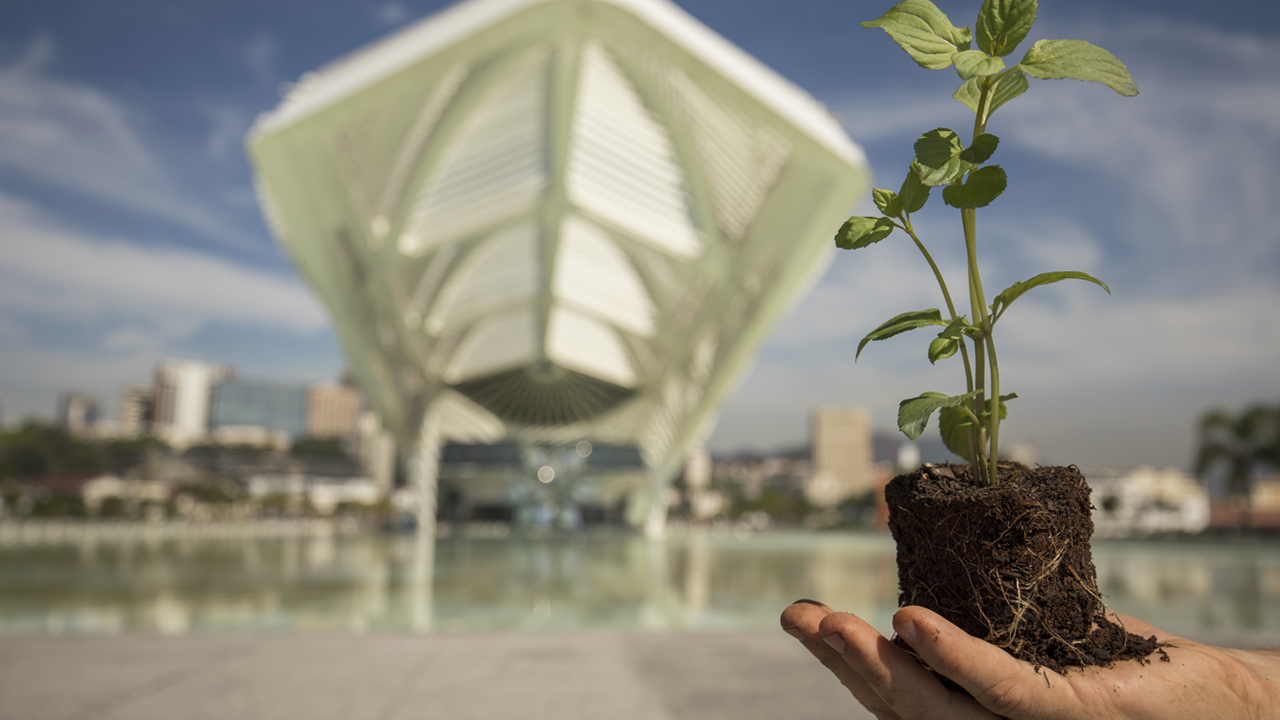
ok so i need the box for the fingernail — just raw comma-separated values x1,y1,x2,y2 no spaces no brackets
782,626,806,641
792,598,825,607
822,632,848,654
895,618,920,646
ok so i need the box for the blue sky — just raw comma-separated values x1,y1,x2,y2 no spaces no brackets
0,0,1277,471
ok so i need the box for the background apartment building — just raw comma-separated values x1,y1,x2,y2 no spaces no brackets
808,408,877,507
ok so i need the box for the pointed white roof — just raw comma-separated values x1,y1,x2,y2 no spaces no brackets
252,0,862,167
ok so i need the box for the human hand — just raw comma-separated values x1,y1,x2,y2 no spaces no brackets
780,599,1280,719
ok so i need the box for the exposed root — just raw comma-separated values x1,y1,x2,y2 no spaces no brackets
886,462,1161,676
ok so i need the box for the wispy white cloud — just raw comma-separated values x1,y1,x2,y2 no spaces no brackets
0,191,331,421
236,31,280,87
374,3,412,26
202,101,251,162
0,37,233,240
0,193,326,332
996,76,1280,288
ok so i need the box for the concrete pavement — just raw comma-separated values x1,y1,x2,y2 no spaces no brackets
0,631,875,720
4,630,1279,720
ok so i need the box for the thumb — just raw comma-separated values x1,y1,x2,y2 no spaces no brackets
893,607,1079,719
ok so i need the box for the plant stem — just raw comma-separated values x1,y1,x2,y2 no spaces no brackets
966,79,1001,485
964,207,1000,485
963,208,990,485
902,220,976,396
985,332,1002,483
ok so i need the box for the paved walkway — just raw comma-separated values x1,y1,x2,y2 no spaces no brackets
0,631,874,720
4,630,1278,720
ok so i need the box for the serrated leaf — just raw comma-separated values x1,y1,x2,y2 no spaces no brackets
976,0,1037,57
857,308,946,360
873,188,904,217
954,77,982,113
862,0,973,70
960,133,999,164
953,50,1006,80
898,390,980,441
989,271,1110,319
989,69,1030,111
928,336,959,364
953,69,1030,116
942,165,1007,208
1019,39,1138,96
938,314,980,340
939,392,1017,461
836,216,897,250
939,405,975,461
899,162,932,213
914,128,970,186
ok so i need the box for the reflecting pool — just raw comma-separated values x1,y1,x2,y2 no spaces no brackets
2,530,1279,636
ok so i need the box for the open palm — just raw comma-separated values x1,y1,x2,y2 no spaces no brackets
781,600,1280,719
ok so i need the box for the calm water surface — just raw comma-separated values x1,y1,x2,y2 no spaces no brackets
2,530,1278,636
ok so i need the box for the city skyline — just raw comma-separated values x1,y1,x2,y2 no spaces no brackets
1,0,1278,471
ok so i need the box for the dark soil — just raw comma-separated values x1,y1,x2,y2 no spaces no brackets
885,461,1160,676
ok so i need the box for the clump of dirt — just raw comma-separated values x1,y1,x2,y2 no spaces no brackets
885,461,1159,676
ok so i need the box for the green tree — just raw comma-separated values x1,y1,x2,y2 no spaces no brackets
1194,403,1279,503
291,437,351,459
0,423,165,480
0,423,100,478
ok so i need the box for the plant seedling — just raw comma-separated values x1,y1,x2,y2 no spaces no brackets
839,0,1137,486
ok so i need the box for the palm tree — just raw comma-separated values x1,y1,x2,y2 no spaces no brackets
1194,403,1280,509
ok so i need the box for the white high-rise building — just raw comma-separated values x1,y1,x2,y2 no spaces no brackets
247,0,869,534
152,361,233,447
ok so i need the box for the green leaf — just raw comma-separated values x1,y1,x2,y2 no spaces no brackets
938,314,980,340
898,161,932,213
976,0,1037,57
928,336,959,364
914,128,970,186
953,69,1030,116
953,49,1006,80
836,216,897,250
942,165,1007,208
899,390,980,441
1019,39,1138,96
873,188,904,217
939,393,1017,461
939,405,976,461
960,133,999,164
989,271,1111,319
857,308,946,360
989,68,1030,112
862,0,973,70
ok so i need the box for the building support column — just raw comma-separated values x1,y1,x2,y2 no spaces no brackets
644,468,670,540
409,406,442,631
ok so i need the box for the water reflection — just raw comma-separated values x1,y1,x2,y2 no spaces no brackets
1,533,1278,635
1093,540,1280,633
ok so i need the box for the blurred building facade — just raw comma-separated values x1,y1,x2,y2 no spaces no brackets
807,408,877,507
56,393,100,436
1088,466,1210,536
247,0,869,535
117,385,154,436
306,384,363,438
152,361,234,447
210,381,308,439
52,361,394,492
